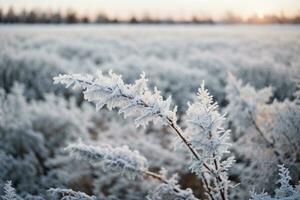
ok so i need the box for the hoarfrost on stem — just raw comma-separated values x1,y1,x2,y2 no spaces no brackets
185,82,234,199
54,70,177,128
65,142,149,179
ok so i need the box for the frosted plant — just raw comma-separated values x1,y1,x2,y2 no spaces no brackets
225,74,300,198
48,188,96,200
54,70,177,128
185,82,234,200
250,165,300,200
92,120,187,173
29,93,93,150
0,85,48,194
1,181,18,200
225,73,282,161
0,47,69,99
225,72,272,139
270,100,300,163
0,84,94,198
65,142,197,199
65,142,148,179
54,71,234,199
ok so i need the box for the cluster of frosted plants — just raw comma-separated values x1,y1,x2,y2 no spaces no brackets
225,74,300,199
0,83,94,199
1,27,300,199
1,69,299,199
1,27,299,110
250,165,300,200
52,70,235,199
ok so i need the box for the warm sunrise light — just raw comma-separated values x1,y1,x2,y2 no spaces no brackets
0,0,300,19
255,10,265,19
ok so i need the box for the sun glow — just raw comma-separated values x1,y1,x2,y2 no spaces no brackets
0,0,300,20
257,12,265,19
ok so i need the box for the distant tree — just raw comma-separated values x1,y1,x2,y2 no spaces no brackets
141,12,152,23
65,10,78,23
111,18,119,23
5,7,17,23
0,8,3,23
223,11,243,24
292,12,300,24
129,16,138,24
26,10,38,23
18,9,28,23
39,12,51,23
80,16,90,23
95,12,109,23
50,11,63,23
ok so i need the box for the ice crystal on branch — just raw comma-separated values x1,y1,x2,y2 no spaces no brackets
65,142,148,179
185,82,234,199
54,70,177,128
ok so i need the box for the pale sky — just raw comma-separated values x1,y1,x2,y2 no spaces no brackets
1,0,300,19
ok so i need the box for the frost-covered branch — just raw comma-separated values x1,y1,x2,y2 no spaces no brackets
54,71,218,174
66,142,169,185
185,82,234,200
65,142,197,198
65,142,148,180
54,71,177,128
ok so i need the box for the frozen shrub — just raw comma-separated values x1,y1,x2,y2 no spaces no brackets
250,165,300,200
0,84,94,197
92,120,187,172
0,48,68,99
225,74,300,198
66,142,148,179
225,72,272,139
235,63,297,101
65,142,197,199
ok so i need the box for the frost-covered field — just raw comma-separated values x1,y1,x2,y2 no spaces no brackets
0,25,299,200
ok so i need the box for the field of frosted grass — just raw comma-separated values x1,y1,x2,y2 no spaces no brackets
0,24,299,200
1,25,299,106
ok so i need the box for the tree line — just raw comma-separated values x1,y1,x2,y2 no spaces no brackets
0,7,300,24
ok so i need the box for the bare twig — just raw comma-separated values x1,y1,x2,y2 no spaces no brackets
142,170,180,193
